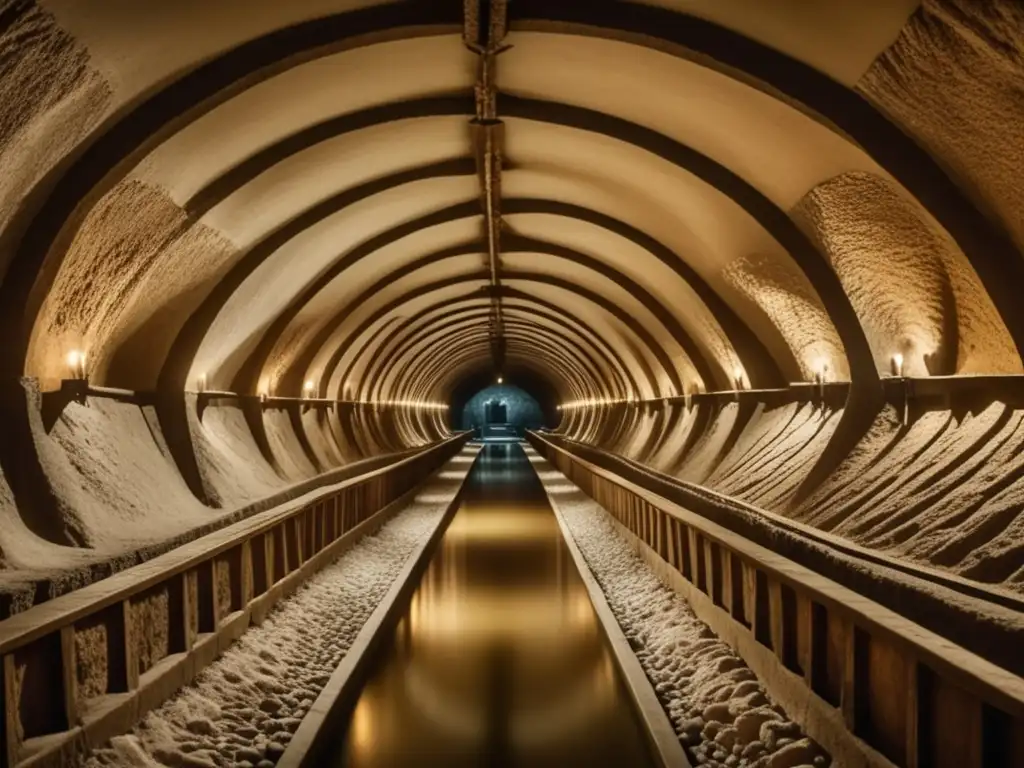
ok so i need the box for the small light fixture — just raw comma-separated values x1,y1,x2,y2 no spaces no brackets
197,373,207,393
66,350,87,380
734,366,744,390
497,376,503,385
892,353,904,378
303,380,315,399
813,359,829,385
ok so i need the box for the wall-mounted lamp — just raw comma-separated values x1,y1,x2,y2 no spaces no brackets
497,376,504,385
66,350,87,380
892,353,904,378
303,380,316,399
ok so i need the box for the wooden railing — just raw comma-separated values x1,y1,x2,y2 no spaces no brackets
0,434,469,768
529,433,1024,768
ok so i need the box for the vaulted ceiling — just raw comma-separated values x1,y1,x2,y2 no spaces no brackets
2,0,1022,418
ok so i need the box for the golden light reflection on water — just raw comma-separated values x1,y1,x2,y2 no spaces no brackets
332,444,653,768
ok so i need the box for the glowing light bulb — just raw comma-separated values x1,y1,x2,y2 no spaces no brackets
813,358,829,384
497,376,503,384
66,350,86,379
893,353,904,377
303,380,315,398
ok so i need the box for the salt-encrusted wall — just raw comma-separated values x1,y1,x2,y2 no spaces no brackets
0,0,112,275
859,0,1024,251
27,179,240,392
792,172,1020,377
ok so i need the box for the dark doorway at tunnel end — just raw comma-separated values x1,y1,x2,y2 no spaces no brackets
450,370,556,437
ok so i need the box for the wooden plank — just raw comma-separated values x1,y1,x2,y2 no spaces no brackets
753,569,771,647
239,541,254,608
720,549,733,614
769,580,784,661
905,660,920,768
3,654,17,768
688,528,704,592
866,634,908,764
665,516,678,571
59,626,78,729
843,624,869,737
925,673,983,768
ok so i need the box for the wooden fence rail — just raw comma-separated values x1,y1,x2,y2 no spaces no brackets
0,434,469,768
529,433,1024,768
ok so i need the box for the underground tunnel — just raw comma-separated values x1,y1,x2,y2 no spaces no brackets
0,0,1022,766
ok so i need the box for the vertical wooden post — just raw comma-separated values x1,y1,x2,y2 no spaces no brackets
59,626,78,728
678,523,691,581
729,552,746,626
665,517,678,570
905,660,920,768
295,515,307,565
769,581,784,660
704,540,721,606
752,569,771,647
3,654,18,768
842,624,869,736
239,541,254,608
688,528,703,591
720,549,733,614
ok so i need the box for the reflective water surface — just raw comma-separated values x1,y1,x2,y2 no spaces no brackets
330,443,654,767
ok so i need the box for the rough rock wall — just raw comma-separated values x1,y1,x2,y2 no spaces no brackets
859,0,1024,250
793,172,1020,376
262,408,319,481
37,397,210,549
796,403,1024,590
0,0,111,276
301,408,346,469
190,403,284,509
723,255,849,380
580,395,1024,592
28,179,238,391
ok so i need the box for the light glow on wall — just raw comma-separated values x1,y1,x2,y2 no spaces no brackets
66,349,87,380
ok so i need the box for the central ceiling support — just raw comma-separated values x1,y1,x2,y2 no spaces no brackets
464,0,510,377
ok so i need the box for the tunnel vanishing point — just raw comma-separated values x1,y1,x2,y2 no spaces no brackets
0,0,1023,766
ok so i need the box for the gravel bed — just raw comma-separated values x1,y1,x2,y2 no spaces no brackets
530,450,831,768
86,470,467,768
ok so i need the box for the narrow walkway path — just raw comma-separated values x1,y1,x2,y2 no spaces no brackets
326,442,655,768
85,449,477,768
527,446,830,768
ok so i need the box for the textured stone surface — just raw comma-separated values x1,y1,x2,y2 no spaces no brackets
0,0,111,274
28,179,238,391
723,255,848,381
132,588,171,677
793,171,1020,376
859,0,1024,250
75,620,109,708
